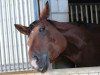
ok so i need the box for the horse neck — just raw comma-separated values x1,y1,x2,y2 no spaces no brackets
48,20,75,31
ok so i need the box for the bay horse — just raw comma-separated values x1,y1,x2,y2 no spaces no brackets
15,1,100,73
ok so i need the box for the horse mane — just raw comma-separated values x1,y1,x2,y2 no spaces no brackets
47,20,83,32
29,20,39,31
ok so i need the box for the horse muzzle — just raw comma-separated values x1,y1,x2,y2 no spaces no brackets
30,52,49,73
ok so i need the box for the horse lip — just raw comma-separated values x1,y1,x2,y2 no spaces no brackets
38,65,48,73
38,61,49,73
38,53,49,73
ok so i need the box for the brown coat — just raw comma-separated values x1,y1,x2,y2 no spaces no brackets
50,20,100,67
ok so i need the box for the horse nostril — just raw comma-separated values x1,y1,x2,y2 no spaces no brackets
33,56,39,62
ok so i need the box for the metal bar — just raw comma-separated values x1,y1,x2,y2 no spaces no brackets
85,5,89,23
0,1,2,72
18,0,22,70
37,0,40,17
8,1,16,70
0,0,4,72
13,0,20,70
80,5,84,21
95,5,98,24
11,0,15,70
0,38,3,71
8,7,15,70
70,5,74,22
6,1,13,70
0,0,37,72
6,1,11,70
26,0,30,70
20,0,24,70
3,0,7,71
90,5,94,23
25,37,29,69
21,0,30,70
33,0,39,20
75,5,79,21
30,0,33,21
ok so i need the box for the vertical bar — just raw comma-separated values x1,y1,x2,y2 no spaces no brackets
30,0,34,22
80,5,84,21
20,0,24,70
48,0,52,19
5,1,13,70
0,38,3,71
26,0,30,25
0,1,2,72
95,5,98,24
26,0,31,24
25,37,29,70
5,0,10,71
13,0,20,70
21,0,30,70
0,0,4,72
75,5,79,21
85,5,89,23
17,0,24,70
18,0,22,70
37,0,40,17
2,0,7,71
33,0,39,20
9,4,16,71
8,0,15,71
70,5,74,22
25,0,30,70
7,3,15,70
90,5,93,23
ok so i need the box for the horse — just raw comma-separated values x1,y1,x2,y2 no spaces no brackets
15,1,100,73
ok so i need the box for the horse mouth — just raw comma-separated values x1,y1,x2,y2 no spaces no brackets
31,53,49,73
38,53,49,73
37,62,48,73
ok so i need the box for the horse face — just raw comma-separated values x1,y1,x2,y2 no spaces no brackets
14,1,67,72
15,20,67,72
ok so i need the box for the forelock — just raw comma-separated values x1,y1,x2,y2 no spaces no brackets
29,20,39,30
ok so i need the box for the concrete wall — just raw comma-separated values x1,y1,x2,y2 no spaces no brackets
0,67,100,75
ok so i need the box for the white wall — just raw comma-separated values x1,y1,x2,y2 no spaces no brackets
40,0,69,22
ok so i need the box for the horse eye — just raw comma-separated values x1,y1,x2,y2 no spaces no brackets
39,26,45,32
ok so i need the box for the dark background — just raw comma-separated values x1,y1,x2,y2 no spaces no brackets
69,0,100,3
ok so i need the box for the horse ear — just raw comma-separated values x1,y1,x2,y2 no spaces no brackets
39,1,49,20
15,24,30,35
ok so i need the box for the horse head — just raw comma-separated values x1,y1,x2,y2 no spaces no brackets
15,2,67,72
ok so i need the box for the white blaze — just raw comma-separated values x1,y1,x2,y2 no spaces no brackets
31,59,38,69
